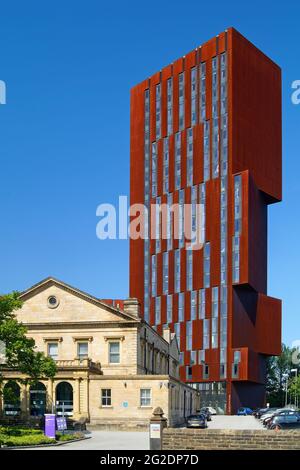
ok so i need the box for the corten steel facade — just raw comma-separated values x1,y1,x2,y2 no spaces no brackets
130,27,282,414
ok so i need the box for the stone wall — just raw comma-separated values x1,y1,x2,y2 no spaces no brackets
163,428,300,450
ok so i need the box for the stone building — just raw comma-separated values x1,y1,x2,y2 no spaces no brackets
0,277,199,428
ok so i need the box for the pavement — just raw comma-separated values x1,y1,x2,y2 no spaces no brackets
204,415,265,430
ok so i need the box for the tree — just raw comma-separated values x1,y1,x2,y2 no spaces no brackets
0,292,56,398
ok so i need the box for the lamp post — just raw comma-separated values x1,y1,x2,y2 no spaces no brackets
283,373,289,407
291,369,298,408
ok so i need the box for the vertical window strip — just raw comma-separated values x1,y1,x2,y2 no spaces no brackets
179,72,185,130
178,292,184,322
167,294,172,323
186,250,193,291
186,321,192,351
191,290,197,320
198,289,205,319
199,62,206,123
144,89,150,322
187,128,193,186
191,185,197,246
167,193,173,251
155,83,161,140
155,196,161,253
203,121,210,181
191,67,197,126
155,296,161,325
203,241,210,288
151,254,157,297
175,132,181,190
233,175,242,283
163,251,169,295
151,142,157,198
211,287,219,349
163,137,169,194
179,189,185,248
203,318,210,350
174,322,181,349
199,183,206,244
175,249,181,293
167,78,173,136
212,57,219,179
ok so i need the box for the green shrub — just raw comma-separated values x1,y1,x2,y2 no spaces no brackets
0,433,55,447
56,432,84,441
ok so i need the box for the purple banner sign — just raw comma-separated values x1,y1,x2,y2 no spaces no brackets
56,417,67,431
44,413,56,439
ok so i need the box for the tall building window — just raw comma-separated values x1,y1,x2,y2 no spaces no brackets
203,364,209,379
186,250,193,291
186,321,192,351
199,183,206,244
163,251,169,295
167,193,173,251
178,292,184,322
163,137,169,194
187,128,193,186
203,121,210,181
155,196,161,253
190,350,197,365
151,142,157,198
109,342,120,363
233,175,242,283
179,72,185,130
167,78,173,135
203,319,210,350
191,67,197,126
174,249,180,293
155,297,161,325
198,349,205,364
198,288,205,319
199,62,206,122
191,290,197,320
144,89,151,322
179,189,185,248
175,132,181,190
174,322,181,349
191,185,197,246
203,242,210,288
212,57,219,179
167,294,172,323
151,254,157,297
212,286,219,317
155,83,161,140
48,342,58,360
78,342,88,360
212,287,219,348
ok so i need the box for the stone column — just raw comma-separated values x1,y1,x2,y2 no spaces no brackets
73,378,81,418
47,379,54,412
20,382,29,418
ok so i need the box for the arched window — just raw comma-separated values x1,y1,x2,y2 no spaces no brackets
30,382,47,416
56,382,73,416
3,381,21,416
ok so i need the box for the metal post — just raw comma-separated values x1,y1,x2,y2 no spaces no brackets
149,407,167,451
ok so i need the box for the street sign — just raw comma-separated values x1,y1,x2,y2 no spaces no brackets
56,416,67,431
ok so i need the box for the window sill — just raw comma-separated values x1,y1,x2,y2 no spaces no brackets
138,406,153,409
100,406,114,409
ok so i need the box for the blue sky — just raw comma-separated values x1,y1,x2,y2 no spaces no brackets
0,1,299,346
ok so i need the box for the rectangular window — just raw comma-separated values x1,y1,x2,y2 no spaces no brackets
191,290,197,320
199,183,206,244
140,388,151,407
175,132,181,190
203,364,209,379
101,389,111,407
211,318,218,349
179,189,185,248
155,197,161,253
203,121,210,181
186,321,192,351
174,249,180,293
155,83,161,140
232,363,239,379
203,319,210,350
178,292,184,322
155,296,161,325
78,342,88,360
199,62,206,122
167,294,172,323
190,350,197,365
186,366,193,380
198,349,205,364
151,142,157,198
212,287,219,317
167,78,173,135
179,72,185,130
179,352,184,365
198,289,205,319
186,128,193,186
163,137,169,194
144,90,151,322
163,252,169,295
151,254,157,297
186,250,193,291
191,185,197,246
109,342,120,363
233,175,242,283
174,322,181,349
191,67,197,126
203,242,210,288
48,342,58,360
167,193,173,251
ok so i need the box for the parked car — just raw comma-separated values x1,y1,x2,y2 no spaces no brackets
186,413,207,428
237,407,253,416
199,407,212,421
253,407,269,419
261,408,296,426
268,410,300,430
206,406,217,415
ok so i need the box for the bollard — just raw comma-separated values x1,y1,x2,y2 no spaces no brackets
149,407,167,450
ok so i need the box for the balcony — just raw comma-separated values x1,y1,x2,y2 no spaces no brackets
55,359,102,374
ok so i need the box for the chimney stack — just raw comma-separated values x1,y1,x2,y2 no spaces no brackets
123,298,141,318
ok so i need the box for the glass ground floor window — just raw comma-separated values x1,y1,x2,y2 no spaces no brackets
191,381,227,414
